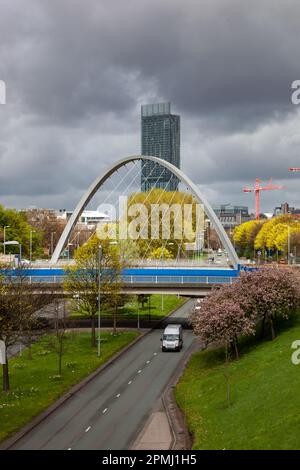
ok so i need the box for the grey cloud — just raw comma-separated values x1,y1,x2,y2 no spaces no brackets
3,0,300,126
0,0,300,211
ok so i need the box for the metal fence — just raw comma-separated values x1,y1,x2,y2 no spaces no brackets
20,275,235,285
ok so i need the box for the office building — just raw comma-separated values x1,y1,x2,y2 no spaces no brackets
141,102,180,191
213,204,251,229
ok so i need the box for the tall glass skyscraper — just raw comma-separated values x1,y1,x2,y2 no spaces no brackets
141,102,180,191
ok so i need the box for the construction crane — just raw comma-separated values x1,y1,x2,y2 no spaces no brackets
243,178,283,220
289,168,300,172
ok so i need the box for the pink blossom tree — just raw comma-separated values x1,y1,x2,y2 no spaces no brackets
234,268,300,340
191,285,256,359
191,289,256,407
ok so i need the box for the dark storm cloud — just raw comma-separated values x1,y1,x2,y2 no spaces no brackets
0,0,300,210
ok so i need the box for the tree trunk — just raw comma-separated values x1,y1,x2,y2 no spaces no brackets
261,315,266,339
91,315,96,347
224,344,231,407
2,352,9,392
113,306,117,336
270,317,276,340
58,339,63,376
233,337,239,360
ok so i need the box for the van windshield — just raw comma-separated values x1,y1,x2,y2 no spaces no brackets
163,334,179,341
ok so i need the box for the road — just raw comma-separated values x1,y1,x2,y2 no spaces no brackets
12,299,195,450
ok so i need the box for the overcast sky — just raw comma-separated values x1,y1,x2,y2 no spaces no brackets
1,0,300,214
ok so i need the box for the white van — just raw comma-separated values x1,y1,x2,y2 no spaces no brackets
161,324,183,352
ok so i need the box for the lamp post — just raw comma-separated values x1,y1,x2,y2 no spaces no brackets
75,231,80,249
3,240,22,265
160,242,174,312
161,247,164,312
206,219,211,252
97,244,102,357
97,240,118,357
29,230,36,263
137,296,140,331
67,243,73,262
287,225,291,265
282,224,291,265
50,231,56,256
3,226,9,255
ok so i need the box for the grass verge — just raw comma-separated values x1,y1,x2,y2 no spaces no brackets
0,330,139,443
175,315,300,450
70,294,185,320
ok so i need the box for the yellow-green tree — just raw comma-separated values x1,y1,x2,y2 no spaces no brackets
96,221,140,263
126,189,204,259
234,214,300,259
254,215,296,250
272,223,300,254
150,246,174,260
233,220,265,256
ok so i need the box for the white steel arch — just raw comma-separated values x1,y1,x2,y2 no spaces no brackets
50,155,240,267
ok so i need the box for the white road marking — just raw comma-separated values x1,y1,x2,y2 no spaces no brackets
116,393,121,398
103,408,108,414
85,426,91,433
153,352,157,356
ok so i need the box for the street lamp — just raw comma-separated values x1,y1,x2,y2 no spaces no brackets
137,297,140,331
97,244,102,357
287,225,291,265
29,230,36,263
3,240,22,265
3,226,9,255
161,242,174,312
176,242,182,264
75,231,80,249
50,231,56,256
206,219,211,252
97,241,118,357
282,224,291,265
67,243,73,262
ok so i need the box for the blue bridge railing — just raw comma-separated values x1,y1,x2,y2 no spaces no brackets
0,267,240,286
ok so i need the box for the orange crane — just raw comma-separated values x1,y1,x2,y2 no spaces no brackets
289,168,300,172
243,178,283,220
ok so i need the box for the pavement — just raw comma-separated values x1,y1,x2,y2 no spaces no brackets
11,299,196,450
132,412,172,450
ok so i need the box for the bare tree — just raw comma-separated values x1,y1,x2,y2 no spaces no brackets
0,265,52,391
64,235,123,347
47,299,67,376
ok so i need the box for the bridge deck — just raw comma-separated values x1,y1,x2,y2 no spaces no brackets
1,267,240,288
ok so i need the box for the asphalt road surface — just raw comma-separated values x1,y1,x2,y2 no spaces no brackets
12,299,195,450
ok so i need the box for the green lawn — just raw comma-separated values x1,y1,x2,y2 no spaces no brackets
175,316,300,450
70,294,185,319
0,330,138,443
121,294,185,319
